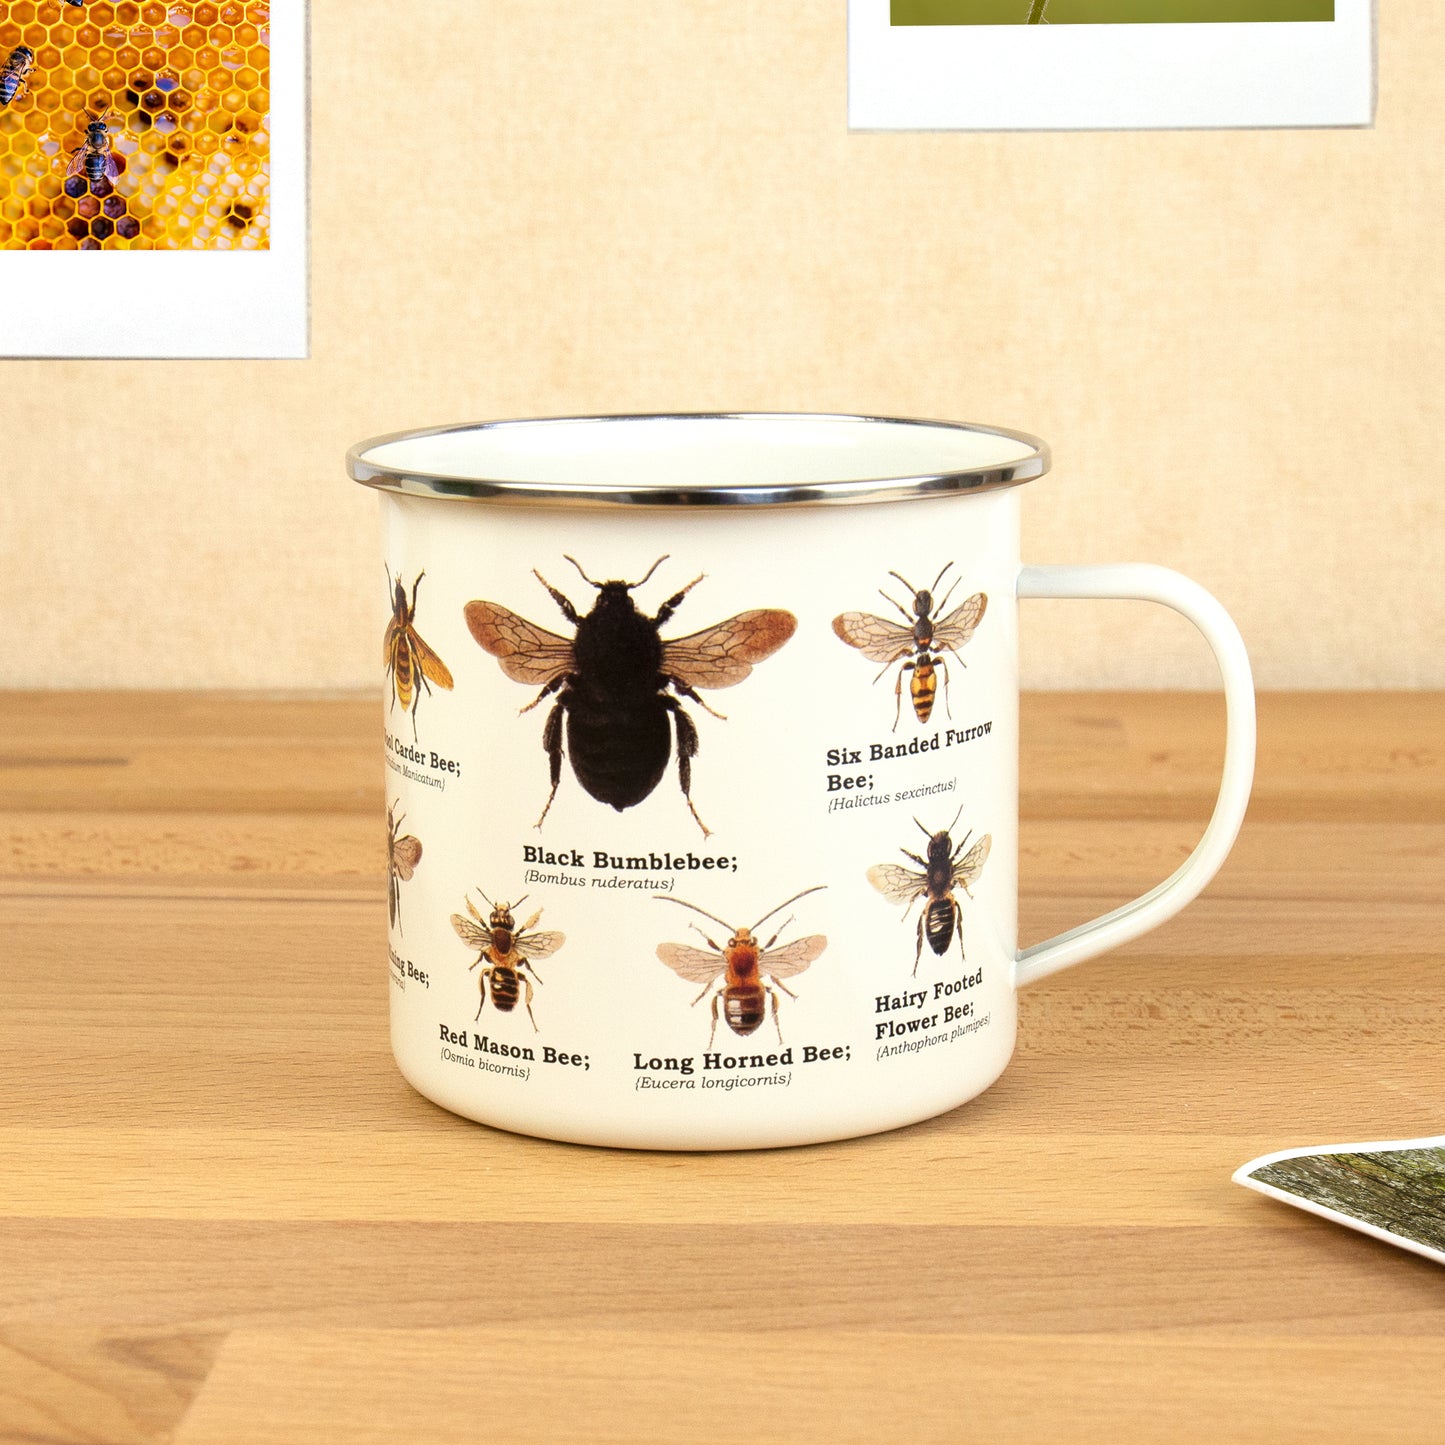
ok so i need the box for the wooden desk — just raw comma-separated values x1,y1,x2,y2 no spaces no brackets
2,692,1442,1443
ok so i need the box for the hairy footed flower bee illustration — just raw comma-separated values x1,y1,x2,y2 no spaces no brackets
464,556,796,836
451,892,565,1031
869,807,991,975
833,563,986,730
386,804,422,935
383,567,454,736
653,887,827,1047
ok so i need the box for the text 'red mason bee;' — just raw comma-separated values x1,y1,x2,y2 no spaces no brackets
653,886,827,1047
868,807,991,975
451,892,565,1030
464,556,796,835
832,564,986,730
386,803,422,934
383,568,454,733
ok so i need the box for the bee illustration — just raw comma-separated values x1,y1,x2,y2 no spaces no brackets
386,804,422,935
832,564,986,730
654,886,827,1047
465,556,796,836
383,567,454,735
868,807,991,975
0,47,35,107
66,108,122,191
450,892,565,1030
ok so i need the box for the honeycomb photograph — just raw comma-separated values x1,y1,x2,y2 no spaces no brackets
0,1,268,250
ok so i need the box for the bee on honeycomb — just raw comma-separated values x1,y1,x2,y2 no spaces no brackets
0,1,269,250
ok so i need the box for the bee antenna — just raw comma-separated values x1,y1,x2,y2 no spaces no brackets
750,884,826,933
513,894,529,910
913,816,932,840
930,560,954,593
887,569,918,596
949,802,964,834
653,893,734,933
475,887,494,908
563,556,601,589
630,555,670,589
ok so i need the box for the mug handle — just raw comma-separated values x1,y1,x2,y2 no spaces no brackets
1014,564,1256,987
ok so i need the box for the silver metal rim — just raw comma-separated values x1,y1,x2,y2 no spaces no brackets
346,412,1051,509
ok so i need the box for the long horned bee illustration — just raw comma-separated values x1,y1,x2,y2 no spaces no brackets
464,556,796,836
868,806,991,975
386,804,422,934
653,886,827,1047
833,564,986,730
383,567,454,735
450,892,565,1031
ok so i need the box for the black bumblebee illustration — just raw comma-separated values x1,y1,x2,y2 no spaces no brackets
451,892,565,1030
464,556,796,835
0,46,35,107
833,564,986,730
868,807,991,975
654,886,827,1048
65,107,122,191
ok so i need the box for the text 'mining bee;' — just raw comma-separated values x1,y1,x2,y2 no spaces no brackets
0,47,35,107
66,107,122,190
451,892,565,1031
465,556,796,835
868,806,991,975
654,886,827,1047
833,564,986,730
383,568,454,734
386,804,422,935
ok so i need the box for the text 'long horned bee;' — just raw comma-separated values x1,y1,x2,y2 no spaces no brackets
868,805,991,975
464,556,796,836
450,892,565,1031
833,563,986,731
654,886,827,1048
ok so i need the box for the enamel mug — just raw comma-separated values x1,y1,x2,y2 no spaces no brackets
348,413,1255,1150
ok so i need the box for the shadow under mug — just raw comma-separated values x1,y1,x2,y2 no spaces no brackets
349,413,1255,1150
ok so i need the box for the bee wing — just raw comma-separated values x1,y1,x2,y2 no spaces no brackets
866,863,928,907
760,934,827,981
464,601,575,686
931,592,988,652
951,834,992,890
831,612,915,664
382,616,402,667
65,148,85,177
451,915,494,952
103,152,122,181
656,941,725,986
391,836,422,880
661,609,796,690
516,930,565,961
408,630,454,690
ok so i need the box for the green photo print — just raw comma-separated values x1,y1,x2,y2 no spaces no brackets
892,1,1334,22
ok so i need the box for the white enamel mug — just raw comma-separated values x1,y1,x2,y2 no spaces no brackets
348,414,1255,1150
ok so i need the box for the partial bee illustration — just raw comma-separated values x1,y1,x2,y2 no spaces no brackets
832,564,986,730
383,567,454,736
465,556,796,835
451,892,565,1030
0,47,35,107
66,107,121,191
868,806,991,975
386,803,422,935
653,886,827,1047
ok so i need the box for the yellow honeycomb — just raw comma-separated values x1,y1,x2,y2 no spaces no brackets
0,1,268,250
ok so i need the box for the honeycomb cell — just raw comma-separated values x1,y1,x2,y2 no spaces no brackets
115,214,138,238
90,215,113,238
91,3,118,22
79,236,99,249
194,4,218,24
116,3,141,23
140,3,167,24
12,4,37,23
62,174,84,198
65,214,85,237
141,46,163,70
24,110,46,134
15,215,38,240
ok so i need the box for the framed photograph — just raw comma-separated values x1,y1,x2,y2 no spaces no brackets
0,1,307,358
849,0,1374,131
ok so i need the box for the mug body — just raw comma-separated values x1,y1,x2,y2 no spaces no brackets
356,414,1044,1149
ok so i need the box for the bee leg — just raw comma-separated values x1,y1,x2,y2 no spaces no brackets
652,573,705,628
773,978,800,1001
913,913,925,977
410,570,426,614
668,675,726,721
768,987,786,1047
519,671,568,716
664,698,710,837
708,990,722,1050
536,697,568,828
522,974,539,1032
894,663,912,733
955,903,967,965
533,569,581,625
937,655,953,721
474,969,490,1021
691,981,712,1006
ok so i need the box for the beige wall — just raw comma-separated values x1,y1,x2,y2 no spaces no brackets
1,0,1440,690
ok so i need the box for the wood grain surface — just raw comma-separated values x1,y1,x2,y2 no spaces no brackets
2,692,1442,1443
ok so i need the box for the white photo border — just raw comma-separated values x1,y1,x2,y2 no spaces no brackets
0,0,308,359
848,0,1374,131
